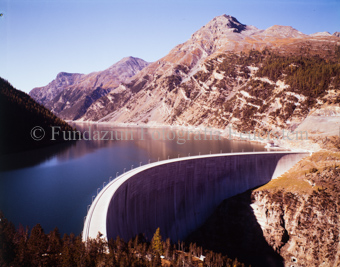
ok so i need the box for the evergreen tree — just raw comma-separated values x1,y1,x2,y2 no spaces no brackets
0,212,16,266
0,212,250,267
46,227,62,265
60,234,76,267
13,225,30,266
151,227,163,255
27,224,48,266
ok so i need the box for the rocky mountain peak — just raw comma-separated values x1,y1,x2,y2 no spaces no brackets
108,56,149,71
333,32,340,37
118,56,145,64
54,72,83,84
190,14,252,43
179,14,258,64
56,71,77,79
206,14,247,33
30,72,83,106
310,31,332,37
261,25,306,38
105,57,149,82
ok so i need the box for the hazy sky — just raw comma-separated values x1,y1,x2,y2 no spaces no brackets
1,0,339,93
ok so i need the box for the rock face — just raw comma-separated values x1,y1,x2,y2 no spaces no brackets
252,188,340,267
29,57,149,120
333,32,340,38
250,153,340,267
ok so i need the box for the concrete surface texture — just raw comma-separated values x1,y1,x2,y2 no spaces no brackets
83,152,309,242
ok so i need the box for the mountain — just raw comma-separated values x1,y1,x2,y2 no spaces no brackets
31,15,340,144
76,15,340,142
310,31,332,37
30,57,149,120
30,72,84,107
0,77,75,155
333,32,340,38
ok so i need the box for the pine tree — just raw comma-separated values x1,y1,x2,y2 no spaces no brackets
151,227,163,255
60,234,75,267
0,212,16,266
13,225,30,266
46,227,62,266
27,224,48,266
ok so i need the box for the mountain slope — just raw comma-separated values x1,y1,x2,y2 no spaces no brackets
78,15,340,141
30,72,84,107
30,57,149,120
32,14,340,141
0,77,75,155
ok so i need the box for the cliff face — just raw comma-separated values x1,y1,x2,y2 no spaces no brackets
252,189,340,267
251,151,340,267
187,151,340,267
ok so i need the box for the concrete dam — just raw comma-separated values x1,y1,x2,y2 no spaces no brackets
83,152,309,242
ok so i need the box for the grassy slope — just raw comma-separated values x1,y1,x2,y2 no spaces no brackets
256,150,340,194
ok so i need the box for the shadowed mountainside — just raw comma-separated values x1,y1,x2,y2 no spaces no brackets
0,77,76,156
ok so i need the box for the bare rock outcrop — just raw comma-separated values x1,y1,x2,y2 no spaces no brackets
252,152,340,266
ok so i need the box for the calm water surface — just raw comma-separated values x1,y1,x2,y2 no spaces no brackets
0,124,266,235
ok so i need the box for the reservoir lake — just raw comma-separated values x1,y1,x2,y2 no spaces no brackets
0,124,267,236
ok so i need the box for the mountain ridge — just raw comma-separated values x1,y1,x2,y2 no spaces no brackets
30,14,340,144
29,56,149,120
30,72,84,106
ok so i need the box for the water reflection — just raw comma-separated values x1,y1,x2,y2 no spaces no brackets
61,123,267,162
0,123,267,236
0,141,77,171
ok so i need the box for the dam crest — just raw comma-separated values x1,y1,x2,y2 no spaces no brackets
83,151,309,242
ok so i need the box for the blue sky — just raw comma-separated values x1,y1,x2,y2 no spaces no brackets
0,0,339,93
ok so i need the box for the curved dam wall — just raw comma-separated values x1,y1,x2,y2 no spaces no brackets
83,152,309,242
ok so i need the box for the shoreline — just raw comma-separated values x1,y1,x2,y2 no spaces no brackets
69,120,318,152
